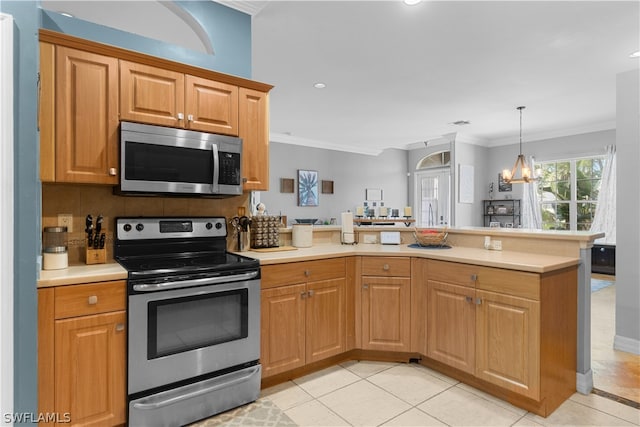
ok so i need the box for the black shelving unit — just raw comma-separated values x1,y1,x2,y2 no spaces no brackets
483,199,521,227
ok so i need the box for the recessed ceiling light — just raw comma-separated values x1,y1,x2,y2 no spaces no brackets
59,11,74,18
630,51,640,58
403,0,421,5
451,120,471,126
313,82,326,89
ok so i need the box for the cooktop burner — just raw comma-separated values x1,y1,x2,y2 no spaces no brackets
117,252,258,277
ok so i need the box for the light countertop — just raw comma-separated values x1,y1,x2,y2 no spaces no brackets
37,242,580,288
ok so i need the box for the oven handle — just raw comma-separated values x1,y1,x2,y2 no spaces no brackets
132,270,259,292
131,365,260,410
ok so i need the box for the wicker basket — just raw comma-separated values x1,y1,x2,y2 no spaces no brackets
413,228,448,247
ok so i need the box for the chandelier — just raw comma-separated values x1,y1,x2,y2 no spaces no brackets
502,106,536,184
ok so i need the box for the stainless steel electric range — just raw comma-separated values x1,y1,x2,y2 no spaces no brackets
114,217,261,427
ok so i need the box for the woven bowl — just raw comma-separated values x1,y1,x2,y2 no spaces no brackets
413,228,448,247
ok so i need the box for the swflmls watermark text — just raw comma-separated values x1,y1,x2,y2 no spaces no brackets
3,412,71,423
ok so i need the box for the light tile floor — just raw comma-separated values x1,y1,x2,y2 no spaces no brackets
193,360,640,426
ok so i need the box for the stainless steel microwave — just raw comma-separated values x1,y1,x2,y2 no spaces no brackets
119,122,243,197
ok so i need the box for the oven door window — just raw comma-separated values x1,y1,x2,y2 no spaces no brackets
148,289,248,359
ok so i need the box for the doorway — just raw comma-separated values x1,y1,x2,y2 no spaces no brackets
415,169,450,227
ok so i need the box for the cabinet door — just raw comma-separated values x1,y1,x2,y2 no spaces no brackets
427,280,475,374
120,60,185,127
239,87,269,191
362,277,411,351
476,290,540,400
261,284,306,377
306,278,345,363
56,47,119,184
55,311,126,426
185,75,238,135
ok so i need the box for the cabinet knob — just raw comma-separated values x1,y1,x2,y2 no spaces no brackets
383,264,390,271
363,284,369,289
307,290,314,297
300,291,307,299
115,323,125,332
87,295,98,305
475,298,482,305
187,114,194,122
304,270,311,277
470,274,478,282
108,167,117,176
177,112,184,120
465,296,473,304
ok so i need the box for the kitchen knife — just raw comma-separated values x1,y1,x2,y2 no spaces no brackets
94,215,103,249
85,214,93,247
98,233,106,249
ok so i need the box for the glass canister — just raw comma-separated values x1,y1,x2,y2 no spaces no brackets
43,226,68,270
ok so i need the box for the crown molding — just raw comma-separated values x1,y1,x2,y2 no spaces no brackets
214,1,270,16
486,120,616,147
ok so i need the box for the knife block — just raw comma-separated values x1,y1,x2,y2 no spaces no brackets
85,247,106,265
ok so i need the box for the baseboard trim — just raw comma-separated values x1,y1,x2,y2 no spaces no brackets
576,370,594,395
613,335,640,355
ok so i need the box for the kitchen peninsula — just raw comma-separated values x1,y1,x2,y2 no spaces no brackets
37,226,601,419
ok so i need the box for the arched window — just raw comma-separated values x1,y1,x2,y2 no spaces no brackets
416,151,451,170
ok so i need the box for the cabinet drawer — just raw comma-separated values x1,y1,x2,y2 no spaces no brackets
476,267,540,300
262,258,346,289
427,260,478,287
54,280,126,319
361,257,410,277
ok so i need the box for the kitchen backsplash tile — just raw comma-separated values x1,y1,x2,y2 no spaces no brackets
42,183,249,264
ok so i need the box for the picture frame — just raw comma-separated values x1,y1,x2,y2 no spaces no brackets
498,173,512,192
321,180,334,194
366,188,383,201
280,178,294,193
298,170,319,206
489,221,501,228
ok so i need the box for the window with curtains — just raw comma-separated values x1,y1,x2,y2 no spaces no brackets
535,156,605,230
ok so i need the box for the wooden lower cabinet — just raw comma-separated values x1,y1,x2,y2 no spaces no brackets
260,259,347,378
39,281,126,427
362,276,411,352
423,259,575,413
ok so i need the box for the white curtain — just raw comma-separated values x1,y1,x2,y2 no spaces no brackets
521,155,542,229
590,145,616,244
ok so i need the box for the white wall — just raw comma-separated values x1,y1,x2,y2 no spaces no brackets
615,68,640,354
258,142,409,224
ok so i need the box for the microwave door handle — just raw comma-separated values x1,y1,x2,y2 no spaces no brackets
211,143,220,193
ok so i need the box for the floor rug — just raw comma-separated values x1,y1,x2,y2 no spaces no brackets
189,398,296,427
591,278,614,293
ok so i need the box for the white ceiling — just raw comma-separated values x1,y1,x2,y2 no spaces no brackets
42,1,640,154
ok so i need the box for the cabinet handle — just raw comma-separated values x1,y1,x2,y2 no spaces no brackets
87,295,98,305
363,284,369,289
177,112,184,120
307,290,314,297
383,264,390,271
187,114,194,122
300,291,307,299
108,167,117,176
475,298,482,305
115,323,125,332
304,270,311,277
465,296,473,304
470,274,478,282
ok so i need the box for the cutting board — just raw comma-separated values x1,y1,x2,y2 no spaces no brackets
251,246,298,253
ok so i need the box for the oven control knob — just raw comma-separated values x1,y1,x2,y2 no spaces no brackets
215,222,223,230
136,223,144,232
206,222,213,230
123,223,132,232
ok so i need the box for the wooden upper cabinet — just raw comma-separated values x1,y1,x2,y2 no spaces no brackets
119,61,185,127
120,61,240,135
239,87,270,191
186,75,238,135
55,46,119,184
